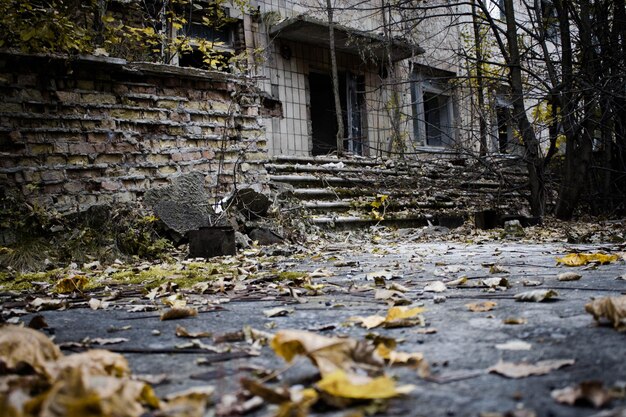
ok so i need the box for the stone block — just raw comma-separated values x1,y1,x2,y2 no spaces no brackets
187,227,236,258
41,170,65,182
144,172,213,237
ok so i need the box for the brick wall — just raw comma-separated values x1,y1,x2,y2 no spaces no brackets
0,52,270,213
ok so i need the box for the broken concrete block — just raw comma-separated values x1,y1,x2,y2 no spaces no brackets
474,209,499,230
144,172,213,237
187,226,236,258
234,187,271,220
248,227,284,245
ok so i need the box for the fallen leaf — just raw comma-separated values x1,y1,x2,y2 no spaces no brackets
489,265,509,274
415,327,438,334
271,330,381,377
558,272,582,281
503,317,527,325
352,305,426,329
84,337,129,346
374,289,410,305
263,307,294,318
0,325,62,378
49,349,130,379
89,298,111,310
551,381,614,408
175,326,212,338
39,367,159,417
522,280,542,286
54,275,89,294
585,296,626,331
160,307,198,321
424,281,447,292
366,270,393,281
556,253,619,266
466,301,497,312
316,369,414,399
495,340,532,351
447,276,468,286
375,344,428,375
515,289,558,302
29,298,66,311
482,277,510,288
162,385,215,416
175,340,228,353
240,378,290,404
489,359,574,378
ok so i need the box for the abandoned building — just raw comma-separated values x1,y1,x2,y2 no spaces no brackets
0,0,530,237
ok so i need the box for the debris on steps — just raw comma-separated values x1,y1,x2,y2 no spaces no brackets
268,154,530,230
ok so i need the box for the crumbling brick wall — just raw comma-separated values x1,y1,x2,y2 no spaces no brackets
0,52,270,213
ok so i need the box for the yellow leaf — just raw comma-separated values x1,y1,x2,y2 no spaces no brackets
316,370,413,399
386,306,425,321
351,306,425,329
556,253,619,266
270,330,381,377
54,275,88,294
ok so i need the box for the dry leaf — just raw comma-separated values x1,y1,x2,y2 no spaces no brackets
489,359,574,378
39,367,159,417
0,325,62,378
49,349,130,379
240,378,290,404
89,298,110,310
503,317,527,325
482,277,509,288
175,326,211,338
515,289,558,302
447,276,468,286
160,307,198,321
271,330,381,377
424,281,447,293
466,301,497,312
552,381,614,408
522,280,542,287
489,265,509,274
366,270,393,281
352,306,425,329
585,296,626,331
162,386,215,417
556,253,619,266
54,275,89,294
374,289,410,305
375,343,427,375
316,369,414,399
495,340,532,351
85,337,128,346
29,298,66,311
558,272,582,281
263,307,294,318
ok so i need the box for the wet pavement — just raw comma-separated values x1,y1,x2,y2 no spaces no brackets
6,239,626,416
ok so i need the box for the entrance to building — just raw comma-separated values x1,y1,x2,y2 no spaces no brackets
309,72,365,156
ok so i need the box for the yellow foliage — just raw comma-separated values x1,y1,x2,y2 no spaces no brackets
556,253,619,266
316,370,413,399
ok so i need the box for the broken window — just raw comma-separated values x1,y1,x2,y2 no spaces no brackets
411,68,455,148
175,2,240,70
492,96,517,154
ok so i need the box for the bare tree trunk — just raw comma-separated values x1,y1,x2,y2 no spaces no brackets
471,0,488,156
554,0,594,219
327,0,345,157
503,0,545,216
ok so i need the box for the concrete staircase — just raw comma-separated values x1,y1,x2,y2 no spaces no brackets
268,154,529,229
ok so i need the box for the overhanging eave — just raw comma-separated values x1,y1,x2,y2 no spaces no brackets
269,15,424,62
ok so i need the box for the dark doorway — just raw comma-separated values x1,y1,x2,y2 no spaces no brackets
310,72,339,155
309,72,365,156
